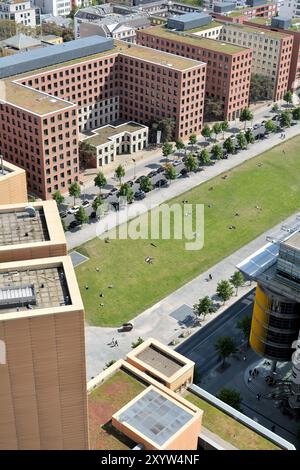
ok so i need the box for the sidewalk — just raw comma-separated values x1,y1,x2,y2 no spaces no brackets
67,117,300,250
85,211,300,379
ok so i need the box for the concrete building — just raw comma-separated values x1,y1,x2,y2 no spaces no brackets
81,122,148,169
219,23,293,100
279,0,300,19
34,0,89,17
137,25,253,121
238,230,300,407
0,0,39,28
212,1,278,22
0,33,63,56
0,160,27,205
0,200,67,262
0,35,206,198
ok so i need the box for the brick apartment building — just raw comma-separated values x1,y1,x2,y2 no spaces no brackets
212,1,278,24
0,36,206,199
219,23,293,101
137,25,253,121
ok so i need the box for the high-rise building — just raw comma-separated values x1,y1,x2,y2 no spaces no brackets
0,36,206,199
0,199,89,449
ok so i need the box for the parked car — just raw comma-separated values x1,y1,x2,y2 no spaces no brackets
101,193,110,200
121,322,133,332
67,205,80,214
134,190,145,200
127,180,134,187
81,200,90,208
90,211,97,219
155,179,169,188
156,166,165,174
180,168,189,177
68,220,80,229
111,201,120,211
59,211,67,218
272,115,279,121
135,175,145,184
147,170,157,178
109,187,118,195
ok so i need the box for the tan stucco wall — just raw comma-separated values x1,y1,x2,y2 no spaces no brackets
0,165,27,205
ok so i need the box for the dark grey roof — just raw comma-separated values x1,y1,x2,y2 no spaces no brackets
0,36,114,79
169,12,210,23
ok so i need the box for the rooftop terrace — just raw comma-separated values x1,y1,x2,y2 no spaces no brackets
142,25,249,54
88,369,146,450
83,122,146,147
136,344,184,378
0,208,49,246
0,265,70,314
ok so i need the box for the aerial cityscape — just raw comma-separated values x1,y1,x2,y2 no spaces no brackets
1,0,300,456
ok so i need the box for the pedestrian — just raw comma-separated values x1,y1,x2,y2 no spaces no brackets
256,393,261,400
248,377,252,383
249,369,252,376
209,273,213,280
115,340,118,347
243,355,247,361
271,425,276,432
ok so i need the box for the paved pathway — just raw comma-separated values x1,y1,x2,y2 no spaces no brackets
85,211,300,379
68,117,300,250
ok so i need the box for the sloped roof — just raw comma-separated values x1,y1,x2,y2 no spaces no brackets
2,33,41,50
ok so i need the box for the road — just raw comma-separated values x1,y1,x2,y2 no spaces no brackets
176,289,256,375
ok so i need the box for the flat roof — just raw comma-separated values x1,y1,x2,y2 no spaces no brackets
222,22,289,39
114,387,194,447
0,207,49,246
0,160,24,176
142,25,249,54
282,231,300,251
0,265,70,314
83,122,146,147
188,20,223,34
136,344,184,378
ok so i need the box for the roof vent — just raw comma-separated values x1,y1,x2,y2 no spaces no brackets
24,205,36,217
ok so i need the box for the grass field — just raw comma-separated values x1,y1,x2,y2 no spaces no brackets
185,392,279,450
76,135,300,327
88,370,145,450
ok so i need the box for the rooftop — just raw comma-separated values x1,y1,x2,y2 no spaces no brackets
185,392,279,450
88,369,146,450
188,20,223,34
82,121,146,147
0,265,70,314
135,343,184,377
113,386,194,447
143,25,250,54
0,207,49,246
222,22,289,39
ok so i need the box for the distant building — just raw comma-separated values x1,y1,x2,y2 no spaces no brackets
0,0,39,28
34,0,89,17
0,32,62,55
280,0,300,19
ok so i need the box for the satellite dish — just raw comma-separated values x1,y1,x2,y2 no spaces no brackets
25,206,36,217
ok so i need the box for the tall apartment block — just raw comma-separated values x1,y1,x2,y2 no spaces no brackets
0,35,206,199
219,23,293,100
238,230,300,407
0,200,89,449
136,25,253,121
0,160,27,205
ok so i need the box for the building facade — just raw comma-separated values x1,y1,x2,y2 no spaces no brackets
0,36,206,199
0,0,38,27
0,160,27,204
136,25,253,121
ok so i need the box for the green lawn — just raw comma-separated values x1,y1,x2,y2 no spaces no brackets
185,392,279,450
76,135,300,327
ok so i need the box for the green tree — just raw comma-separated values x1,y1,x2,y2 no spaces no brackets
52,190,64,206
236,316,251,346
148,118,175,143
212,122,222,140
189,133,197,151
198,148,211,165
240,107,254,130
217,388,241,411
175,138,185,153
162,142,173,161
216,280,234,304
245,129,255,144
215,336,236,366
230,271,244,295
193,296,214,321
221,120,229,139
280,110,292,128
236,132,247,149
94,171,107,195
119,183,134,203
0,19,16,40
115,164,125,186
201,124,212,141
92,196,103,215
272,103,279,113
68,181,81,206
75,206,89,226
204,97,224,120
140,176,153,193
79,141,96,169
264,119,277,133
223,137,235,155
165,164,177,181
249,74,274,103
211,144,223,160
184,153,197,173
284,90,293,107
292,107,300,120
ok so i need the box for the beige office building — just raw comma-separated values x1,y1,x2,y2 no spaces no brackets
0,200,89,450
0,160,27,205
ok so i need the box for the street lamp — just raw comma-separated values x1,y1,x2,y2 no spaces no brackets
132,158,136,179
